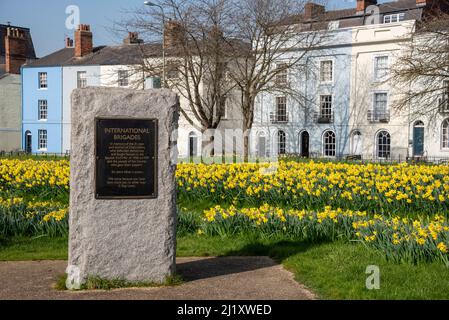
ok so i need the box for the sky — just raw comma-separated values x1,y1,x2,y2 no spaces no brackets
0,0,391,57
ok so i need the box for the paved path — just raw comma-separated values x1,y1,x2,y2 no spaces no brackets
0,257,316,300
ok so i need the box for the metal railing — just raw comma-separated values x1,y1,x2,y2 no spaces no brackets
279,153,449,165
314,111,334,124
367,110,390,123
269,112,289,124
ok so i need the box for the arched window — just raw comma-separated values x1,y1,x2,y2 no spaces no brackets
188,132,198,157
278,130,286,155
442,119,449,149
377,131,391,158
323,130,336,157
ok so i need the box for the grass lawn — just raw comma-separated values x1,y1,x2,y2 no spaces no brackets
1,235,448,299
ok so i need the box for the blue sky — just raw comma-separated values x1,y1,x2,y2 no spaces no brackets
0,0,390,57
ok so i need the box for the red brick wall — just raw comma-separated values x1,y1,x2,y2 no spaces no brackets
75,24,93,57
5,28,27,74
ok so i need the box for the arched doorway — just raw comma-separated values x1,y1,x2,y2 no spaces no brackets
351,130,362,156
24,131,32,154
300,131,309,158
188,132,198,158
413,121,424,156
257,133,266,158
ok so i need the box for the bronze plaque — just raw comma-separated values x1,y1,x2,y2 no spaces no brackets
95,118,158,199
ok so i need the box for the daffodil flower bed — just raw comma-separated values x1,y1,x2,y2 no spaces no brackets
0,197,68,237
198,205,449,264
0,159,69,196
177,162,449,216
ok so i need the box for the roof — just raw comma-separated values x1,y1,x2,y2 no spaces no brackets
281,0,427,28
24,43,163,68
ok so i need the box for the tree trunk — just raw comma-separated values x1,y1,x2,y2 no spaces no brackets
201,132,215,161
242,92,256,163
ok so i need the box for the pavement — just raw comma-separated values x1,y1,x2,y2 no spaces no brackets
0,257,316,300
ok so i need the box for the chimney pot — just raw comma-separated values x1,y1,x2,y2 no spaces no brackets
75,24,93,57
123,31,143,44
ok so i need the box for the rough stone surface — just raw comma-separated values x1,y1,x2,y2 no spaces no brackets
69,87,179,286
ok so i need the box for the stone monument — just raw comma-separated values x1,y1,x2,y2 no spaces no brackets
68,87,179,289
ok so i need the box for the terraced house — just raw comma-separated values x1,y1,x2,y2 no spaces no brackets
0,24,36,152
251,0,449,160
21,25,155,154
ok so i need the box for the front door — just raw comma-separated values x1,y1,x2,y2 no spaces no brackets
25,131,32,154
189,136,197,158
413,124,424,156
301,131,309,158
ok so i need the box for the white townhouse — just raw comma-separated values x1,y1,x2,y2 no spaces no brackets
251,0,449,161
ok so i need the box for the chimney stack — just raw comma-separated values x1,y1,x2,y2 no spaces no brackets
123,32,143,44
65,36,74,48
164,20,185,49
356,0,378,13
75,24,93,58
5,27,27,74
304,2,325,20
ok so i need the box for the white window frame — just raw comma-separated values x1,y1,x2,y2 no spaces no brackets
383,13,405,24
322,130,336,157
77,71,87,88
275,63,288,86
319,59,334,84
276,96,287,122
38,129,48,151
374,55,389,80
277,130,287,155
319,94,333,119
442,119,449,150
38,100,48,121
373,91,389,120
376,130,391,159
38,72,48,89
118,70,129,87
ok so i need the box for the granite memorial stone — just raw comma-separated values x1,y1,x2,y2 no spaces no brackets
68,87,179,288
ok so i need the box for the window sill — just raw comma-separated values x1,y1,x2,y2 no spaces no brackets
38,88,48,90
38,119,48,122
38,149,48,152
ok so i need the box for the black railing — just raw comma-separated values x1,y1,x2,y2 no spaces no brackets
269,112,289,123
367,110,390,123
314,111,334,124
279,153,449,164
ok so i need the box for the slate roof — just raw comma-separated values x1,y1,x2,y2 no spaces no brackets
281,0,426,27
23,43,163,68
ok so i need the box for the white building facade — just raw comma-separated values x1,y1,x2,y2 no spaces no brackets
250,0,449,161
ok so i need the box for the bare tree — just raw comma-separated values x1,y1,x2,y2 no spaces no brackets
390,2,449,118
221,0,328,161
119,0,237,157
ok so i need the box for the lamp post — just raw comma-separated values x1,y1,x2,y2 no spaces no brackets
144,1,166,88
